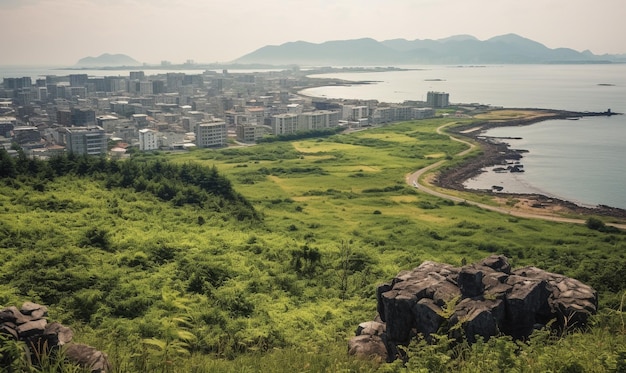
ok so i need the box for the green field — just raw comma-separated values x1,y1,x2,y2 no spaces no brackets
1,117,625,372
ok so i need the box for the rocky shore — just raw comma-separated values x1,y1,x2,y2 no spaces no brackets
436,109,626,219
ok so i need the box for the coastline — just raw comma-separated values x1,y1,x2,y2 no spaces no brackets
436,109,626,219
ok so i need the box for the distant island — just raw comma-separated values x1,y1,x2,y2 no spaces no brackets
74,53,140,67
233,33,626,66
70,34,626,69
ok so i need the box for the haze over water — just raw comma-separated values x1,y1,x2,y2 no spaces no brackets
303,64,626,209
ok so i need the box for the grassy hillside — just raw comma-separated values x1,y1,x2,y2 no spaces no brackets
1,117,625,372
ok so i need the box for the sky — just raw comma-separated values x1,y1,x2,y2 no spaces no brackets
1,0,625,66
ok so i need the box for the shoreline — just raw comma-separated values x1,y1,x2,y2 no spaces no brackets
436,109,626,219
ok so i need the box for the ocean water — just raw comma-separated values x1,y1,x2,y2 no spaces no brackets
301,65,626,209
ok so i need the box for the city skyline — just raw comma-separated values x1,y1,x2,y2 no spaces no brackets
2,0,625,66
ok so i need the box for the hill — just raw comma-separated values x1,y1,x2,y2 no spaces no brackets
235,33,624,65
75,53,140,67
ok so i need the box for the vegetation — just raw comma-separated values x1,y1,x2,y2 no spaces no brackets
1,116,625,372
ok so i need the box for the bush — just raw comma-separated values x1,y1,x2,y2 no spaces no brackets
79,227,112,251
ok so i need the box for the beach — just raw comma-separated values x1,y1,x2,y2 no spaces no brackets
436,109,626,219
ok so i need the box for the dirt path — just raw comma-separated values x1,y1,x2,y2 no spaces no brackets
406,122,626,230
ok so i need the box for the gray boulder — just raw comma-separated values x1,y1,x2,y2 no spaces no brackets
349,255,598,361
0,302,109,372
65,344,112,373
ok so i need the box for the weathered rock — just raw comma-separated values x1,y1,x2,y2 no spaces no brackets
16,319,48,339
452,298,505,343
348,334,387,360
479,255,511,274
458,267,485,297
65,344,111,373
380,290,417,343
513,266,598,329
352,255,598,362
376,283,393,321
356,321,386,337
0,306,32,324
20,302,48,318
0,323,19,340
0,303,108,372
44,322,74,345
413,298,444,339
504,275,549,338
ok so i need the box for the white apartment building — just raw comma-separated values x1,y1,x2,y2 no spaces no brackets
271,113,299,135
341,105,369,121
195,120,227,148
138,128,158,151
412,107,436,119
298,110,340,131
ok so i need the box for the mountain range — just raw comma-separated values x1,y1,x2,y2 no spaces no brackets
75,53,140,67
234,34,626,65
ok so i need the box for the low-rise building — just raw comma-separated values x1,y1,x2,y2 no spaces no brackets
236,123,271,142
61,126,107,155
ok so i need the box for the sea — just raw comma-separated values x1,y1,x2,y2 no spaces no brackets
299,64,626,210
2,64,625,209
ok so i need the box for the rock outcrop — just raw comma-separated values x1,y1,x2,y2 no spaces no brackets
0,302,110,372
350,255,598,362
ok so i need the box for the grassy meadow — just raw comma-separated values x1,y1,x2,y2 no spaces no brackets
1,115,625,372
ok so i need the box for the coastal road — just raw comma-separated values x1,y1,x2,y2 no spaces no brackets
406,123,626,230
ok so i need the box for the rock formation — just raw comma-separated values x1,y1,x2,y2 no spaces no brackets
349,255,598,362
0,302,110,372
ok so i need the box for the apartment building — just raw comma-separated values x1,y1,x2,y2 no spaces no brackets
236,123,270,142
298,110,340,131
195,120,227,148
138,128,158,151
61,126,107,155
341,105,369,121
427,91,450,108
271,113,299,135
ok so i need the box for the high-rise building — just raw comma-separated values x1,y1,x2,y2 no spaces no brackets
427,91,449,108
69,74,88,87
129,71,145,81
71,108,96,126
56,109,72,125
3,77,32,90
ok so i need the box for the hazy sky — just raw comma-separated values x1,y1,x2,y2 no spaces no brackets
1,0,624,66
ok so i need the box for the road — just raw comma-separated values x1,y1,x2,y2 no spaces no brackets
406,123,626,230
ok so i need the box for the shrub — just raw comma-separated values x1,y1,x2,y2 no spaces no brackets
79,227,112,251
